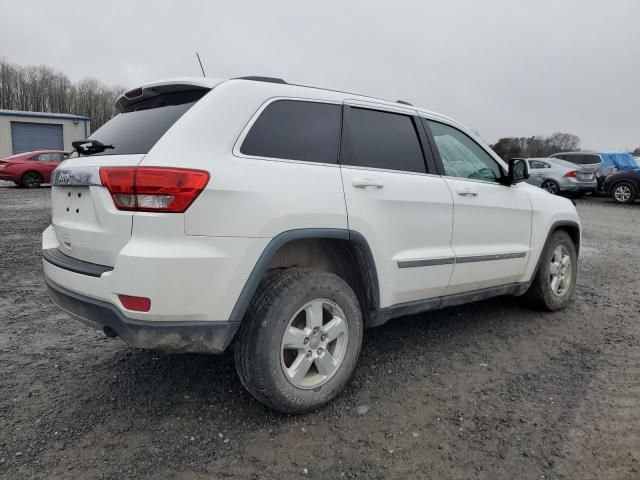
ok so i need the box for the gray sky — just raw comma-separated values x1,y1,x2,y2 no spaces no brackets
1,0,639,150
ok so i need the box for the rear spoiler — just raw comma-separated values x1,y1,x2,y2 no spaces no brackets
115,78,223,112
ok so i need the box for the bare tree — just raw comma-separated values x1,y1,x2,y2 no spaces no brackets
0,58,124,131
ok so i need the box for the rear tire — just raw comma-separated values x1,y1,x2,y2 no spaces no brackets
541,180,560,195
21,172,42,188
234,268,363,414
611,181,637,204
525,230,577,311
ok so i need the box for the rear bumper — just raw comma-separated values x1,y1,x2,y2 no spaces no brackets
45,276,239,353
42,224,269,323
559,180,598,193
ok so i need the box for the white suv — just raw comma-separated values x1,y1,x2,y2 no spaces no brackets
43,76,581,413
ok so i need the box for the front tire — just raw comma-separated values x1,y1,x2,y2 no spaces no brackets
525,230,577,311
234,268,363,414
611,181,637,204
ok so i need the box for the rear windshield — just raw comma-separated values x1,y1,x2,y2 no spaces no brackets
82,90,208,156
569,154,601,165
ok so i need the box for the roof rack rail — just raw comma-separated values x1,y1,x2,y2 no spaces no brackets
234,76,287,84
396,99,413,106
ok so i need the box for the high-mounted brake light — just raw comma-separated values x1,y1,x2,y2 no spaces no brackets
124,87,143,99
99,167,209,213
564,170,578,178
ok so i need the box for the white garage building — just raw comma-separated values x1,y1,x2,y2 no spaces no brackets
0,110,90,158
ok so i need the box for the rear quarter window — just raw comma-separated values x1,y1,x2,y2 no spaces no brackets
240,100,342,164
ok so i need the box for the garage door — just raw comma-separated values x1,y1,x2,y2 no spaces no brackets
11,122,64,154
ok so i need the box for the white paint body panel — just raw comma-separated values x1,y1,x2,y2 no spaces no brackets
43,77,581,327
443,178,532,294
340,167,454,306
51,154,144,266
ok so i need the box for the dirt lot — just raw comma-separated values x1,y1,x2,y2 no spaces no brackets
0,183,638,480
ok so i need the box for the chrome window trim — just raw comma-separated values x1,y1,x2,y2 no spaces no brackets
397,251,527,268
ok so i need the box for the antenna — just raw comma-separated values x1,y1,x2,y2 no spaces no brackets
195,51,206,77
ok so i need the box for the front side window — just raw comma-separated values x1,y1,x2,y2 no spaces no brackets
240,100,341,164
427,121,502,182
343,107,426,173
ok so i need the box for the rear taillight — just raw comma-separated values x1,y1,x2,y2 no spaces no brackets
564,170,578,178
99,167,209,213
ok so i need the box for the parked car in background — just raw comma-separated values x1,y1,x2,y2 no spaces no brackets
551,151,637,190
0,150,68,187
525,157,597,196
42,76,581,414
603,169,640,204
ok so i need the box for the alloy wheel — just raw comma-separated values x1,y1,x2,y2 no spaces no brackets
22,173,41,188
614,184,631,203
549,245,572,297
542,181,559,195
280,299,349,389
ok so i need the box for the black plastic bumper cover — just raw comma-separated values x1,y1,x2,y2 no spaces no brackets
44,276,240,353
43,248,113,277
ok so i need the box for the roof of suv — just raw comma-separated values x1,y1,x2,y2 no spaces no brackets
117,76,460,129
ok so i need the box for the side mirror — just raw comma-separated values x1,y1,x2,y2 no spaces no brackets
501,158,529,185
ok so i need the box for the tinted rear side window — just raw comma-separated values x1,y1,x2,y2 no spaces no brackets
85,90,208,156
241,100,341,164
344,108,426,173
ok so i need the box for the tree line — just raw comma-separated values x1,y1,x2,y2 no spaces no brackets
490,132,582,160
0,58,124,131
491,133,640,160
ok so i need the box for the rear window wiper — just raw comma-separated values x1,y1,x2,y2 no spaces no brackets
72,139,115,156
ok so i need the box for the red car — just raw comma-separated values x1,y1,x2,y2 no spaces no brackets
0,150,68,188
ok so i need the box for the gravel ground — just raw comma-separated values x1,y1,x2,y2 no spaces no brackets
1,183,639,480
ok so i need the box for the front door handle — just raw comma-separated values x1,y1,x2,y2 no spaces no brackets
352,178,384,189
456,187,478,197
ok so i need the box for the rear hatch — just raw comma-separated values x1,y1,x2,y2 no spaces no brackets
552,158,598,183
51,83,212,267
562,154,601,177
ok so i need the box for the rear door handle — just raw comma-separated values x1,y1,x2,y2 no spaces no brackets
456,187,478,197
352,178,384,189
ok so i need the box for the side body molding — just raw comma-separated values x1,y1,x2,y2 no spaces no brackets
228,220,579,329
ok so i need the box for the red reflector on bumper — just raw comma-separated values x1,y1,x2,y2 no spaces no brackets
118,294,151,312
